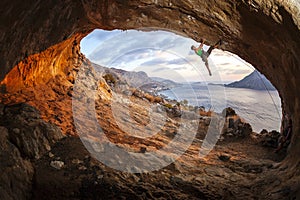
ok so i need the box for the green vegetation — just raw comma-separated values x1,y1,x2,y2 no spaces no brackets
164,103,173,109
103,73,116,86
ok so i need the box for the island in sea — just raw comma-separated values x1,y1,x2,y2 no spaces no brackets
225,70,276,91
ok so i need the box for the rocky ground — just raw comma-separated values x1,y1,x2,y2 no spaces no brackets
0,90,289,199
0,57,294,199
31,135,281,200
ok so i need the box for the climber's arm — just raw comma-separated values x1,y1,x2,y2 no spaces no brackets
197,38,205,50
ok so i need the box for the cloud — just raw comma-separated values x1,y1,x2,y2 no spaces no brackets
167,58,188,65
87,30,195,68
140,58,189,70
80,30,125,55
216,65,253,77
157,37,176,48
88,30,179,66
151,67,169,73
188,51,195,55
85,29,122,41
212,52,227,57
90,45,157,67
218,62,231,66
172,66,188,71
226,68,253,75
140,58,167,66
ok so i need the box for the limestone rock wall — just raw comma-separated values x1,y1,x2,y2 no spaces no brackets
0,34,84,92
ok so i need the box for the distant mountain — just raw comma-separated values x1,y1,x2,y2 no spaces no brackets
92,63,179,93
150,77,181,88
226,70,276,91
109,68,154,88
92,63,153,86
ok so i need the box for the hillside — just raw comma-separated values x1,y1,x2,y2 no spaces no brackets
226,70,276,91
92,63,180,93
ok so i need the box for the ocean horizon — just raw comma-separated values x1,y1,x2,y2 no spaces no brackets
159,84,282,133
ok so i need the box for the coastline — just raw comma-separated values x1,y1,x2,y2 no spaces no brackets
158,84,282,132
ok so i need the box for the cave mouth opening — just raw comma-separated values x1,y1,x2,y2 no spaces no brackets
80,29,282,134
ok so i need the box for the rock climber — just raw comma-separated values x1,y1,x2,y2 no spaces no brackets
191,38,222,76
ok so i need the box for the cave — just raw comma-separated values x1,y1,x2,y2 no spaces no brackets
0,0,300,199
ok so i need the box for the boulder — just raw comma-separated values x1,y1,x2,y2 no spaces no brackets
222,107,236,117
222,116,252,138
0,103,65,199
260,130,281,148
0,103,64,159
50,160,65,170
0,126,34,200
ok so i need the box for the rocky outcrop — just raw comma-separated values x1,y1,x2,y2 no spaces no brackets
258,130,281,148
0,103,63,200
0,34,85,93
0,34,91,135
222,118,253,139
220,107,253,139
0,126,33,200
0,103,64,159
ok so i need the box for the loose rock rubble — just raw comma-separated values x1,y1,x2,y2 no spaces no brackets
50,160,65,170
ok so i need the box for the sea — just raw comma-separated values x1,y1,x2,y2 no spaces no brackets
158,83,282,133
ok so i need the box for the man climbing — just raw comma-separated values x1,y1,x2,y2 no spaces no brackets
191,38,222,76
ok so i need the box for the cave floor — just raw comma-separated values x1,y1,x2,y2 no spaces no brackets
32,133,286,200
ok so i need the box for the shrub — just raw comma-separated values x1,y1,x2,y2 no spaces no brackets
103,73,116,86
164,103,173,109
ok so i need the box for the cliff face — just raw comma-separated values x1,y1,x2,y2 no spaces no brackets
0,34,84,136
1,34,84,92
0,0,300,198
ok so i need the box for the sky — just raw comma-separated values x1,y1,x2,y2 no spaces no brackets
80,29,255,83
